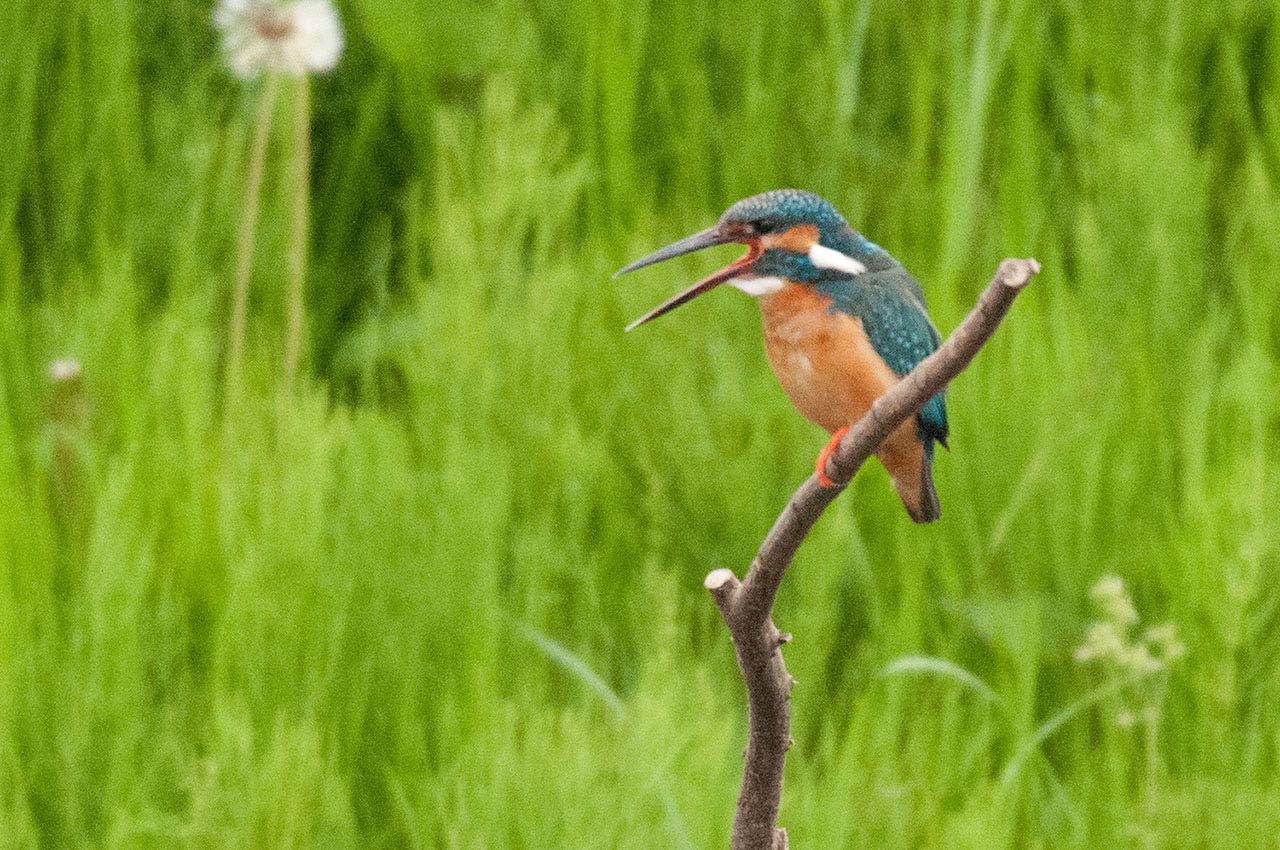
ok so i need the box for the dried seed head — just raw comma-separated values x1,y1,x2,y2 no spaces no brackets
49,358,82,384
214,0,343,79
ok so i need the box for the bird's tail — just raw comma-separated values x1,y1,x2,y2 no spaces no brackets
911,443,941,523
884,435,941,524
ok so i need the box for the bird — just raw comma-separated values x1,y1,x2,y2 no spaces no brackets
616,189,948,523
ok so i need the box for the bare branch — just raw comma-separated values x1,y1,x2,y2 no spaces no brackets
707,258,1039,850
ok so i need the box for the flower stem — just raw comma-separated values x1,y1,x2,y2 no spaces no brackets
225,71,280,416
1141,686,1166,850
281,75,311,399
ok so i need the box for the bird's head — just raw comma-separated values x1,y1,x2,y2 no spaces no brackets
616,189,876,330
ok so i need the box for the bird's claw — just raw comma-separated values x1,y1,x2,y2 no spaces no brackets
815,427,849,489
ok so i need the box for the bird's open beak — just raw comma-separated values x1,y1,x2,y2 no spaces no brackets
614,225,761,331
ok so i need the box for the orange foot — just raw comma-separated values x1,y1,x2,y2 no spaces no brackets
815,426,850,488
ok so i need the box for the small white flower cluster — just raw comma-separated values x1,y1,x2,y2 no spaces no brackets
1074,574,1186,673
214,0,343,79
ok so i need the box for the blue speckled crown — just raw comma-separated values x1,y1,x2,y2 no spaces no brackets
719,189,847,234
720,189,885,265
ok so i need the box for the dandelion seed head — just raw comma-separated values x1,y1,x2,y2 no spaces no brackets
215,0,343,79
49,358,82,384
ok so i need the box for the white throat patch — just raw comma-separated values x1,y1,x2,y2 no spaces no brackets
729,276,786,297
808,243,866,276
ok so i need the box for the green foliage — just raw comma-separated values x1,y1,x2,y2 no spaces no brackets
2,0,1279,846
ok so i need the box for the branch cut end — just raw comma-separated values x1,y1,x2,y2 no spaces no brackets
996,257,1041,290
704,568,739,591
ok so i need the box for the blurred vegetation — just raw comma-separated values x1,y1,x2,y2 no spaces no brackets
1,0,1279,846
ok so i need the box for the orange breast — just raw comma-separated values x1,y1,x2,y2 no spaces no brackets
758,284,899,434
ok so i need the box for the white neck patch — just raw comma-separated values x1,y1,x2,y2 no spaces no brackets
808,243,866,276
729,276,786,297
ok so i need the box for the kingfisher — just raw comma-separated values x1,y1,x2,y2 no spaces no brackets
617,189,947,523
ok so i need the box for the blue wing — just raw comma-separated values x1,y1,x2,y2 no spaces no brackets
815,270,949,447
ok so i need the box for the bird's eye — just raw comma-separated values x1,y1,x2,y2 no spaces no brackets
754,218,783,234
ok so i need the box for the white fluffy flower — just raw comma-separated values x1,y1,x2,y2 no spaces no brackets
214,0,343,79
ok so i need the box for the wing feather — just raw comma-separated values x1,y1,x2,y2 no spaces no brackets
816,270,949,446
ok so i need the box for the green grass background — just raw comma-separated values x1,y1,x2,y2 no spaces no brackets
2,0,1279,846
